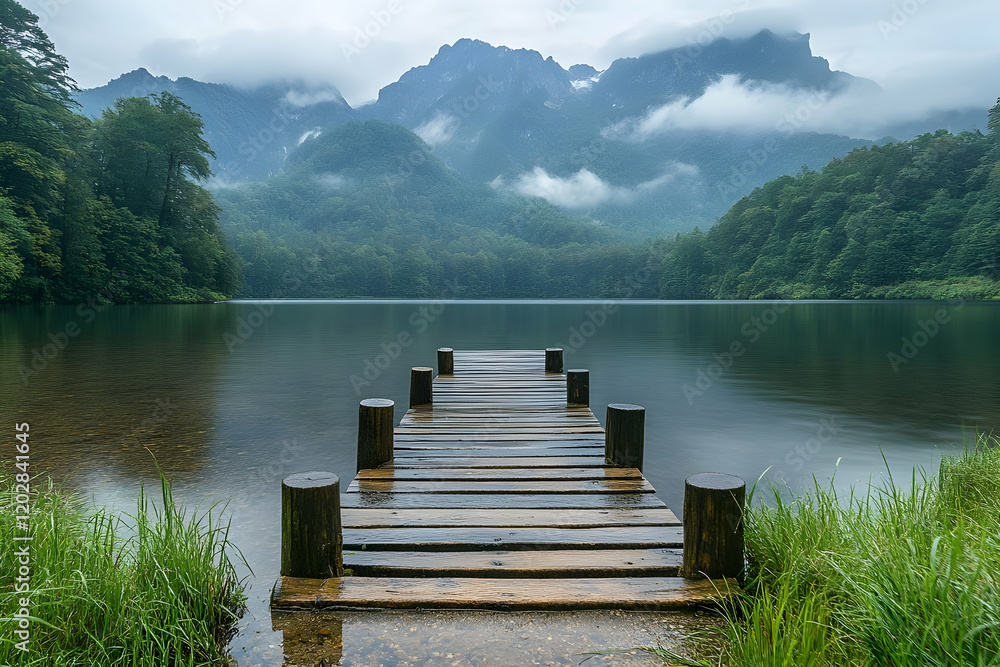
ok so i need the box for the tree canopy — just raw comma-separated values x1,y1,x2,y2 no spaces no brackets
657,108,1000,300
0,1,238,303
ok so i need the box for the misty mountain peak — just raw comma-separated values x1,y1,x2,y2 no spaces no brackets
365,37,578,129
568,64,600,80
594,29,872,114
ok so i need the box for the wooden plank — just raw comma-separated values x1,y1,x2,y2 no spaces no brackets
271,576,732,610
346,479,656,494
341,507,680,528
402,417,601,424
387,456,610,468
407,407,592,413
356,468,642,481
342,525,682,550
343,548,683,577
393,433,606,441
391,447,606,458
394,428,605,435
393,440,605,447
340,492,667,509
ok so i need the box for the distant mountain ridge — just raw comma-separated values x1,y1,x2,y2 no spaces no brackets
76,31,985,235
76,68,354,182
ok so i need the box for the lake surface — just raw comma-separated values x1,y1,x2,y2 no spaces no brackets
3,299,999,664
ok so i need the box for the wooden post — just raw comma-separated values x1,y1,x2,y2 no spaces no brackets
409,367,433,407
281,472,343,578
357,398,393,472
545,347,563,374
437,347,454,375
681,472,745,580
567,369,589,407
605,403,644,470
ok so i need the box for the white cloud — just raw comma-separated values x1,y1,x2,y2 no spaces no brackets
604,75,838,138
602,70,1000,141
414,113,460,146
297,129,322,145
501,163,699,210
284,90,345,107
315,173,348,188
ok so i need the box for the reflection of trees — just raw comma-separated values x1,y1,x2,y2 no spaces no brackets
3,304,232,482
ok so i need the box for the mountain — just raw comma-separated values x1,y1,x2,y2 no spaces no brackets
215,120,663,298
78,31,984,237
358,38,579,130
76,68,354,182
583,29,870,115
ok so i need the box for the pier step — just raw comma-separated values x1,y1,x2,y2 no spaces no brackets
343,548,683,578
272,575,731,611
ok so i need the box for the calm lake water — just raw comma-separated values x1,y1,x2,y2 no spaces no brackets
3,299,999,664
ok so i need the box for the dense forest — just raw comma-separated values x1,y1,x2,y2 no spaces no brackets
659,102,1000,299
0,1,238,303
216,121,664,298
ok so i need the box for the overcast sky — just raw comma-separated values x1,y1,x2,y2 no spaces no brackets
26,0,1000,115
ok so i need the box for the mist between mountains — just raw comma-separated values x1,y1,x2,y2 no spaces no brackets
386,75,502,191
714,88,831,201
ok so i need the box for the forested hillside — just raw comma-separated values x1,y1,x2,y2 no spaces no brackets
659,100,1000,300
217,120,664,298
0,1,238,303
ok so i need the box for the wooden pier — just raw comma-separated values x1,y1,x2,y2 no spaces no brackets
272,349,743,610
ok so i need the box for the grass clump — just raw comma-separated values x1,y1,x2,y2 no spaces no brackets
0,472,247,666
721,436,1000,667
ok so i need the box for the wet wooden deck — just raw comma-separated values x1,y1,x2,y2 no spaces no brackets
271,350,729,610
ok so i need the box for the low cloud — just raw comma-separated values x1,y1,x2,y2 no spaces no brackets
500,163,699,210
315,173,349,188
605,75,839,139
414,112,460,146
604,66,1000,142
284,89,345,107
297,128,322,145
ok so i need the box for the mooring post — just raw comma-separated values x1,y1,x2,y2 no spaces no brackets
357,398,394,472
681,472,746,581
545,347,563,373
567,369,590,407
437,347,454,375
409,367,433,407
605,403,645,470
281,472,343,579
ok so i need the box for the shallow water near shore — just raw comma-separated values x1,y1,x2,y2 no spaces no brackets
3,299,998,664
267,609,725,666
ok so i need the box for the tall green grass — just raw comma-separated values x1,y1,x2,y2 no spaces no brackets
0,473,248,666
722,436,1000,666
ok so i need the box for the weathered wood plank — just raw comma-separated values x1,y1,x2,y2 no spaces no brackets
339,492,667,509
387,456,610,468
342,525,682,550
356,468,642,481
346,479,657,494
395,431,604,437
393,433,606,441
393,443,604,450
341,507,680,528
271,576,732,610
391,447,606,458
343,548,683,577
